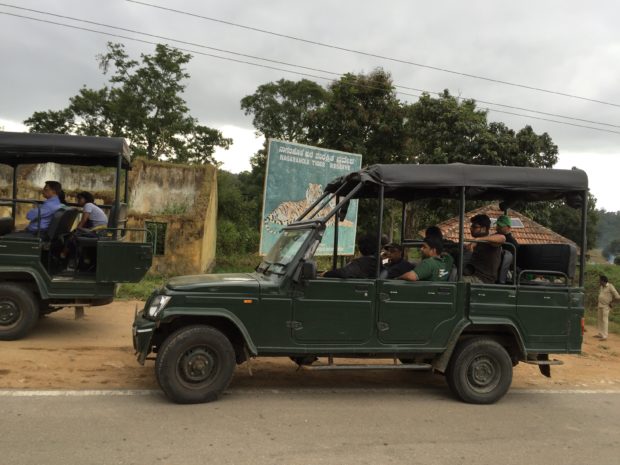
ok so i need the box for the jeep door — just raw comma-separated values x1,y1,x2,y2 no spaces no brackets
376,280,458,346
516,284,573,351
291,278,375,344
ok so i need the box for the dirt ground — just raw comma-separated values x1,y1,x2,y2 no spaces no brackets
1,300,619,391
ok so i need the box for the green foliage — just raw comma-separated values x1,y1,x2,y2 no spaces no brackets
241,72,562,237
521,193,598,250
597,210,620,249
116,273,167,300
603,239,620,261
24,42,231,164
314,70,411,166
216,170,260,257
213,253,260,273
155,203,189,215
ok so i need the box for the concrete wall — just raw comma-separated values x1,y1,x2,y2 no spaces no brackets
127,159,218,275
128,160,203,214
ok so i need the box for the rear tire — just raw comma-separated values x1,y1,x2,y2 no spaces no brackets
0,283,39,340
155,325,236,404
446,337,513,404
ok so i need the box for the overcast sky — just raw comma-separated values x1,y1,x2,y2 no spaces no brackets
1,0,619,210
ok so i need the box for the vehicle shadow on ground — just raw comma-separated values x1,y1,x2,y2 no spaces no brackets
229,359,450,396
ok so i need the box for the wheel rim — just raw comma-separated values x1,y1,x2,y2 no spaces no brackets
466,354,501,393
177,346,218,387
0,299,21,327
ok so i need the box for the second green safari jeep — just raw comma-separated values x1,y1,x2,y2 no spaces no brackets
133,163,588,404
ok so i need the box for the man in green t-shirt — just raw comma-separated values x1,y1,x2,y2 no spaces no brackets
398,236,453,282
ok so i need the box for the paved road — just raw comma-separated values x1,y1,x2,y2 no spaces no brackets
1,388,619,465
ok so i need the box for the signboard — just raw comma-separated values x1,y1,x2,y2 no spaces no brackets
259,140,362,256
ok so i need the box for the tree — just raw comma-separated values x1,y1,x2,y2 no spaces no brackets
240,78,326,195
404,91,558,167
597,209,620,250
241,70,565,240
216,170,260,255
313,69,411,165
24,43,231,164
603,239,620,261
541,194,599,250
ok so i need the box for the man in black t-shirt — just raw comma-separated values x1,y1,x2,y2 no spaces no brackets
463,214,506,284
382,243,414,279
323,234,380,279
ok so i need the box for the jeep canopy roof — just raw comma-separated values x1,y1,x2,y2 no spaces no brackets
0,132,131,169
325,163,588,204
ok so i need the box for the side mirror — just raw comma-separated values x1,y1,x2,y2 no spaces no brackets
300,261,317,280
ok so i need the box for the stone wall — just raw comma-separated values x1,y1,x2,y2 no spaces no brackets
127,159,218,275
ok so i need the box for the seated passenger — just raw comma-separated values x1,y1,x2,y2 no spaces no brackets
61,192,108,264
495,215,519,252
382,243,414,279
25,180,65,234
463,214,505,284
323,234,380,279
399,236,452,282
424,226,444,241
75,191,107,230
425,225,458,261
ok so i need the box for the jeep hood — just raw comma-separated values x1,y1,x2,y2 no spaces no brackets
165,273,260,294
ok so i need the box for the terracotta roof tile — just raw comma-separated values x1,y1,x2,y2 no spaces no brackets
419,203,576,246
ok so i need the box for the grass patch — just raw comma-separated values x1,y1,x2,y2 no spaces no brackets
116,274,167,300
213,253,260,273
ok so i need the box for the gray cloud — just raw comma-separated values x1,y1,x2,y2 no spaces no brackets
1,0,619,208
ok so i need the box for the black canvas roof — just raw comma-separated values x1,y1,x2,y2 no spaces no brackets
0,132,131,169
325,163,588,204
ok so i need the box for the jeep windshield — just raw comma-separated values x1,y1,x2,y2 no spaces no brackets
257,229,312,275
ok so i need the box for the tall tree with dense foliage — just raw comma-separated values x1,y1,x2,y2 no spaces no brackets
242,69,575,241
24,42,231,164
404,91,558,167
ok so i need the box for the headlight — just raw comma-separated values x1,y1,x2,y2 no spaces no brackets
147,295,171,318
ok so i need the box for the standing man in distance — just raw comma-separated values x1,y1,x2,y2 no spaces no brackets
596,275,620,341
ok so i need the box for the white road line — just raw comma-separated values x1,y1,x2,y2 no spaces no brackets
0,388,619,397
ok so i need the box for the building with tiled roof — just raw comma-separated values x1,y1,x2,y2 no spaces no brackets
424,204,576,246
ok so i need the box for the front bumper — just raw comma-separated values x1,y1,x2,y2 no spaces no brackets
132,311,157,365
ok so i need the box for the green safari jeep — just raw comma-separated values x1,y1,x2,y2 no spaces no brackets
0,132,153,340
133,163,588,404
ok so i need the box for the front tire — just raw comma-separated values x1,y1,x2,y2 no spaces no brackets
0,283,39,340
155,325,236,404
446,337,513,404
